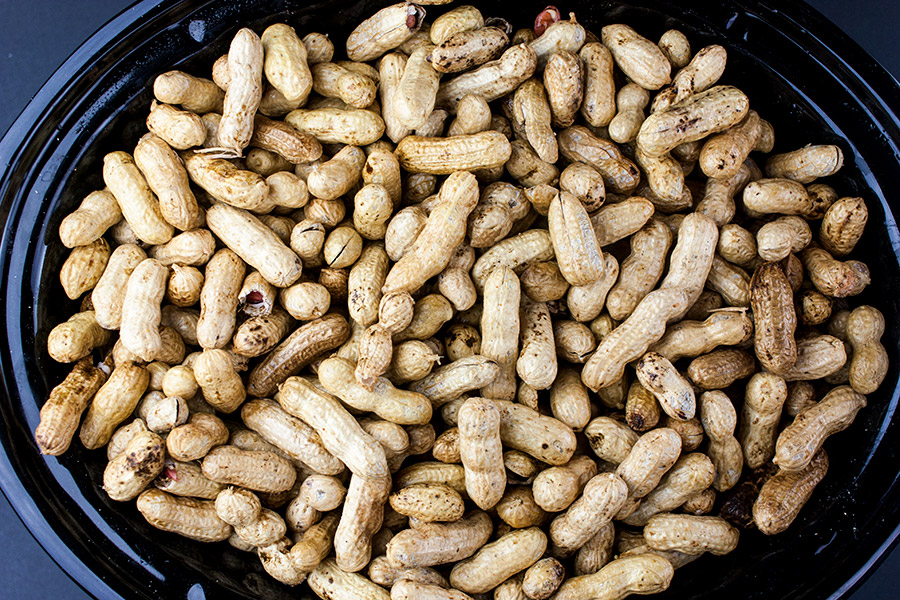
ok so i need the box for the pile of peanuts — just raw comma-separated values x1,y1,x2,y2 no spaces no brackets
34,1,890,598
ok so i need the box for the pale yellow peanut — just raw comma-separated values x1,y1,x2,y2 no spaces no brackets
429,27,509,74
410,355,500,407
363,149,402,208
379,52,411,143
512,78,558,163
296,475,346,512
323,226,363,269
290,218,326,267
558,125,641,194
559,163,605,213
706,255,751,307
46,311,109,364
574,522,615,576
191,348,245,413
145,102,205,150
390,483,465,523
765,144,843,183
566,254,619,323
232,308,294,358
581,288,691,391
183,152,270,211
471,229,554,292
717,223,758,267
436,44,537,112
300,32,333,65
634,151,691,212
235,507,287,547
780,334,847,381
494,400,576,466
651,44,728,112
386,509,491,567
290,512,338,573
801,245,870,298
549,367,591,430
137,391,188,433
606,218,672,321
394,46,441,129
741,372,788,469
846,305,888,394
153,69,223,113
103,151,173,245
638,85,749,156
479,267,521,400
609,83,650,144
278,282,329,321
215,487,261,528
165,264,202,307
699,110,761,179
554,554,674,600
626,382,661,433
116,259,167,361
658,212,719,317
516,302,558,390
756,216,812,262
820,196,868,257
650,309,752,362
549,473,629,556
589,197,655,248
393,293,454,342
578,42,616,128
287,106,386,145
353,184,393,240
696,162,752,226
616,428,682,514
264,172,308,211
307,145,366,201
742,177,815,216
548,191,605,286
78,362,149,450
753,449,828,535
347,243,389,326
202,445,296,493
659,29,691,67
644,513,739,555
346,2,424,62
396,132,512,175
106,419,148,461
458,397,506,510
217,28,263,155
450,527,547,594
137,489,232,542
495,485,547,529
532,455,597,513
390,581,469,600
154,459,223,499
624,453,716,526
521,557,565,600
333,473,392,572
58,189,121,248
309,558,390,600
166,412,228,462
261,23,313,103
35,358,106,455
529,15,585,69
506,138,560,187
438,244,478,310
635,352,695,421
386,340,440,385
148,229,215,267
432,427,461,464
544,50,583,128
133,133,199,231
601,24,671,90
379,291,416,334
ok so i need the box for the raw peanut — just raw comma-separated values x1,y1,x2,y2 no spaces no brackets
371,557,449,590
287,106,386,145
450,527,547,594
393,46,441,130
574,522,615,575
650,45,728,113
47,311,110,363
496,486,547,528
819,197,868,256
265,172,308,210
549,473,629,556
429,26,508,74
784,382,818,417
432,427,461,463
444,325,482,362
458,398,506,509
58,189,121,248
741,372,788,469
581,288,691,392
363,149,402,208
166,411,228,462
532,455,597,512
137,489,232,542
696,162,752,226
138,391,188,433
635,352,695,420
517,302,558,390
558,125,640,194
303,32,334,65
699,111,761,179
214,486,261,529
606,218,672,320
153,70,223,113
544,50,583,128
312,62,376,109
379,291,416,334
566,254,619,322
291,512,339,572
155,459,223,499
183,152,269,211
650,309,753,362
261,24,313,103
584,417,639,465
579,42,616,127
431,5,483,45
637,85,749,156
846,306,888,394
436,44,537,111
410,355,501,407
79,363,149,449
108,218,141,246
405,172,438,204
753,448,828,534
35,358,106,455
756,216,812,262
291,218,326,266
362,418,410,464
687,348,755,389
396,132,512,175
590,197,655,247
742,178,815,216
633,151,691,212
559,163,605,212
659,30,691,68
494,400,576,466
505,449,542,483
145,102,205,150
307,145,366,201
232,308,293,358
234,507,286,547
800,245,870,298
781,335,847,381
657,219,718,318
765,144,843,183
346,2,424,62
354,184,393,240
285,494,322,534
479,267,521,400
119,259,168,361
616,427,682,516
529,16,585,69
103,151,174,245
251,115,322,164
383,172,479,293
166,265,203,307
750,262,797,374
601,24,671,90
506,139,560,187
192,349,246,413
596,375,628,411
248,313,350,397
554,554,674,600
334,474,392,572
237,272,276,318
522,557,564,600
609,83,650,144
624,453,716,526
322,226,363,269
717,223,758,267
386,510,492,567
106,419,148,461
394,293,454,342
512,78,558,163
664,416,704,452
309,558,390,599
241,398,342,475
553,320,596,364
626,382,661,433
348,244,389,326
438,244,478,311
390,483,465,523
523,183,557,216
148,229,215,266
202,445,296,493
195,249,245,349
699,391,743,492
682,488,716,515
390,581,469,600
644,513,739,555
774,386,865,472
217,28,263,155
134,133,199,230
548,191,605,285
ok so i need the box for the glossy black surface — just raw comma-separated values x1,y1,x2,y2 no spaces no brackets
1,1,900,599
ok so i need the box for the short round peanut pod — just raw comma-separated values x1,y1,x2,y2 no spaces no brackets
522,557,565,600
215,487,263,528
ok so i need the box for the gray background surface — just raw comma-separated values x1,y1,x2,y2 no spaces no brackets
0,0,898,598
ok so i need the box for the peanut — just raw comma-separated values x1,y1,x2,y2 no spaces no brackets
740,372,788,469
754,449,829,535
644,514,739,556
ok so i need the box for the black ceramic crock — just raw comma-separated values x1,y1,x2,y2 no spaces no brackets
2,1,900,598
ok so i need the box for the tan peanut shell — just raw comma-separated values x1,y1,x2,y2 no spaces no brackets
166,412,228,462
449,527,547,594
346,2,423,62
819,197,868,257
549,473,629,556
436,44,537,111
800,245,870,298
136,489,232,542
217,28,263,155
750,262,798,374
458,397,506,510
650,309,752,362
133,133,199,231
607,218,672,321
553,554,674,600
644,513,739,555
79,363,149,450
103,151,173,245
558,125,640,195
47,311,110,364
516,302,558,390
635,352,695,420
59,189,121,248
548,191,605,286
334,473,392,572
741,372,788,469
698,391,743,489
687,348,756,390
390,483,465,523
754,449,828,535
202,445,297,493
765,144,843,183
430,26,509,74
145,102,205,151
35,358,106,455
623,453,716,526
308,558,390,600
601,24,671,90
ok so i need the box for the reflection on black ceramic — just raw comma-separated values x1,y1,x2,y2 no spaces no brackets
1,0,900,599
